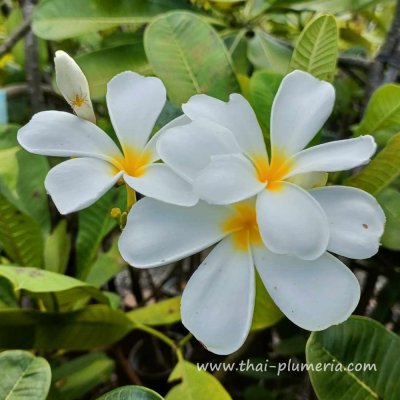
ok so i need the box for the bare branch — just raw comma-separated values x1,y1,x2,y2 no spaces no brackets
0,17,31,57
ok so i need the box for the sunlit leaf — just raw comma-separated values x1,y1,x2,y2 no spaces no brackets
346,133,400,195
128,297,181,326
166,361,232,400
0,350,51,400
144,11,239,104
248,29,291,72
289,14,338,81
273,0,381,13
355,84,400,136
307,316,400,399
0,305,133,350
98,385,164,400
33,0,192,40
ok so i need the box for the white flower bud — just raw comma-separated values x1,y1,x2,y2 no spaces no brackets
54,50,95,123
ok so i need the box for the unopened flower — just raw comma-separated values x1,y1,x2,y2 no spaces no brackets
157,70,379,260
54,50,96,123
118,195,382,354
18,71,196,214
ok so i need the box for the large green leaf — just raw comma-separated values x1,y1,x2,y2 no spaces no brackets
76,44,152,100
289,14,338,81
0,192,44,267
166,361,232,400
247,29,291,73
377,188,400,250
44,220,71,274
98,385,164,400
144,11,240,104
0,305,133,350
0,265,109,310
249,71,283,135
32,0,192,40
76,187,124,279
273,0,381,12
251,273,283,331
306,316,400,399
128,296,181,326
346,133,400,195
355,84,400,136
49,353,115,400
0,350,51,400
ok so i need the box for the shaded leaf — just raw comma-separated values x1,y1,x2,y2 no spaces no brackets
0,350,51,400
306,316,400,400
44,220,71,274
98,385,164,400
377,188,400,250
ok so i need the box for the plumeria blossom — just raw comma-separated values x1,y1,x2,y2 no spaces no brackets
118,191,384,355
54,50,96,123
157,70,380,261
17,68,197,214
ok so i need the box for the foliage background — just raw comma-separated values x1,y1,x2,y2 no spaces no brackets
1,0,400,399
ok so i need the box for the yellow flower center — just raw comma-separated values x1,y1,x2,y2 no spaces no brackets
222,203,262,251
112,146,151,177
70,94,87,108
252,149,293,191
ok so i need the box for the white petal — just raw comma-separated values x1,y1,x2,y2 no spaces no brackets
106,71,166,152
182,93,268,159
286,136,377,178
271,70,335,156
157,118,241,182
144,115,191,163
54,50,95,123
182,236,255,355
194,154,265,205
256,182,329,260
253,246,360,331
286,172,328,189
17,111,122,162
310,186,385,259
118,198,231,268
124,164,198,206
45,158,122,214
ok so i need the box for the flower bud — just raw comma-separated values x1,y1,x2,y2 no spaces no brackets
54,50,95,123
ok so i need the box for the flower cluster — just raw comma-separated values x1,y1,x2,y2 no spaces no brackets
18,52,385,355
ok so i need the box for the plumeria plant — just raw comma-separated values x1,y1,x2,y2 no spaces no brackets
1,1,400,399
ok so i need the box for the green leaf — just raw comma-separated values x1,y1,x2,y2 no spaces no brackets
273,0,381,12
0,277,18,308
144,11,240,105
32,0,192,40
0,305,133,350
128,296,181,326
50,353,115,400
0,192,44,267
166,361,232,400
84,242,125,288
76,44,152,100
377,188,400,250
355,84,400,136
249,71,283,135
247,29,291,72
346,133,400,195
251,272,283,331
0,265,109,310
306,316,400,400
289,14,338,81
0,350,51,400
44,220,71,274
98,385,164,400
76,187,124,279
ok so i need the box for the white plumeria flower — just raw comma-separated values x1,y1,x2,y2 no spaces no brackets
118,194,385,355
54,50,96,123
157,70,379,261
17,71,197,214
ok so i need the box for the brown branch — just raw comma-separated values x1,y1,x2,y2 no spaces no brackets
0,17,31,57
